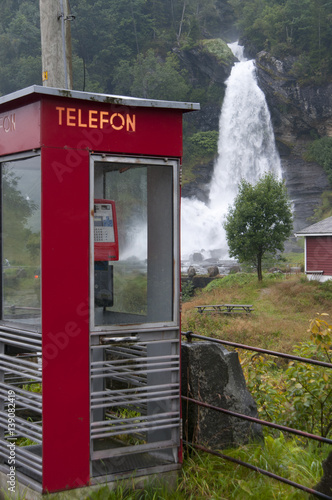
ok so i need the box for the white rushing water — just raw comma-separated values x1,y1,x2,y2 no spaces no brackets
181,42,282,261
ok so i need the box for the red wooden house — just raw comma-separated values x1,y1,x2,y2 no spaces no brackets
295,216,332,281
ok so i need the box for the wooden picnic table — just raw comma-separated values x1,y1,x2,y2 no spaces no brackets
195,304,254,315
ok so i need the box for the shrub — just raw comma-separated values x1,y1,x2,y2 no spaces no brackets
182,280,195,302
242,314,332,439
187,130,219,159
306,137,332,187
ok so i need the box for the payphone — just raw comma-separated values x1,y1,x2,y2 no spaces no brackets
0,86,199,496
94,200,119,261
94,199,118,308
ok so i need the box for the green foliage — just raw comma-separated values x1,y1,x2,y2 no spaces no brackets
241,353,288,425
308,139,332,220
26,232,40,263
261,252,286,271
201,38,235,65
316,279,332,303
224,173,293,281
181,436,327,499
82,435,328,499
182,279,195,302
306,137,332,187
114,271,147,316
63,0,235,96
85,479,183,499
204,272,258,291
1,0,332,96
0,0,42,94
112,50,190,101
2,167,39,265
242,313,332,439
182,130,219,183
15,383,41,448
0,0,234,97
204,271,285,292
22,382,42,393
188,130,219,156
286,341,332,438
312,191,332,221
230,0,332,82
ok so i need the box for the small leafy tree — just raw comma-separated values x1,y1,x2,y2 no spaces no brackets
224,173,293,281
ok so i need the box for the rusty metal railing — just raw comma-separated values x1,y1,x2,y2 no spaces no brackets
182,331,332,369
181,331,332,500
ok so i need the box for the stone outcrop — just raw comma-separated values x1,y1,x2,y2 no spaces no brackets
256,51,332,233
207,265,219,277
181,341,263,449
256,52,332,140
314,451,332,498
175,44,234,92
178,40,235,135
181,157,216,203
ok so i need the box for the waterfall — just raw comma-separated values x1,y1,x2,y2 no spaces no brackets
181,42,282,261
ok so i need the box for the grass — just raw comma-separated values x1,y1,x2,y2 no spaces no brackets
81,271,331,499
3,436,327,500
179,438,328,500
4,271,331,499
78,437,328,499
182,273,332,353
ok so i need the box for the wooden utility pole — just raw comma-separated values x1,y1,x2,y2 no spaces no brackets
39,0,73,89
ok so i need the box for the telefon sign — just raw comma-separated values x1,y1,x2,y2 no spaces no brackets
0,113,16,133
55,106,136,132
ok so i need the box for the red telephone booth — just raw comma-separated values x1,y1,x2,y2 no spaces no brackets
0,86,199,496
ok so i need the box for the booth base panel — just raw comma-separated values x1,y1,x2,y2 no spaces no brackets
91,434,178,476
0,443,42,488
0,464,180,499
92,450,175,477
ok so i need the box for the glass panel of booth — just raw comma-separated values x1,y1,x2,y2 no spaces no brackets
92,157,178,329
0,154,41,329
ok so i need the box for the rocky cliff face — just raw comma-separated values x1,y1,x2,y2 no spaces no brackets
256,51,332,234
181,44,332,245
179,40,234,202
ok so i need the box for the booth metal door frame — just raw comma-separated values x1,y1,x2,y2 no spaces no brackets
89,155,182,481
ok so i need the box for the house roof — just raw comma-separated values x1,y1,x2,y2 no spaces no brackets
294,216,332,236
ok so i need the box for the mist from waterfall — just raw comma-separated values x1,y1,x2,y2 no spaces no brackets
181,42,282,261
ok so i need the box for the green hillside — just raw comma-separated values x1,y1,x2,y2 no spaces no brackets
1,0,331,98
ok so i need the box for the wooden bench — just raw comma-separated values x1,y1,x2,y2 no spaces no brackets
195,304,254,315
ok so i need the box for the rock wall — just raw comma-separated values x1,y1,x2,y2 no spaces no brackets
180,43,332,239
256,52,332,233
180,42,233,202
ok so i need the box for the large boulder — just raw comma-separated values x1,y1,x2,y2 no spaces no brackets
181,341,263,449
207,265,219,277
313,451,332,498
187,266,196,278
